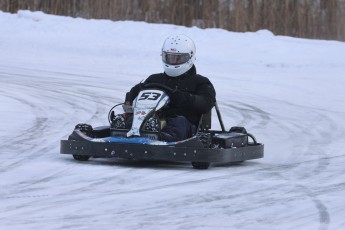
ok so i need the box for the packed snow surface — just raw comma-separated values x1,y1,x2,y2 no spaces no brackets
1,10,345,230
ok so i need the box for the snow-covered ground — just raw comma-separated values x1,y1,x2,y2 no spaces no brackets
1,10,345,230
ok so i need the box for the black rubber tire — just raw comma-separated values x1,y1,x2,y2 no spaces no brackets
69,126,92,162
233,161,244,163
73,154,90,161
192,162,210,169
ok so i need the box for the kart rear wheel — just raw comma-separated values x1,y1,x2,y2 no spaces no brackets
192,162,210,169
73,154,90,161
69,123,93,161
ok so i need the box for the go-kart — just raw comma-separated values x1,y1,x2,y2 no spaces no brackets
60,83,264,169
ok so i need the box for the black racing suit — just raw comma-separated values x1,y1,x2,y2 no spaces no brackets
126,65,216,141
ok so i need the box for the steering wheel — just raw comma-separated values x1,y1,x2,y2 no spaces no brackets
142,83,175,94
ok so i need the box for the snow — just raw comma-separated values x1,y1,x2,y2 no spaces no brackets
1,10,345,230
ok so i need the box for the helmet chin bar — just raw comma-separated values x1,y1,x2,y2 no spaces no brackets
164,62,193,77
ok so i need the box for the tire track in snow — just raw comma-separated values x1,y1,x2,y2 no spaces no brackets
0,68,111,172
221,99,333,230
266,109,334,230
220,101,271,129
0,66,130,209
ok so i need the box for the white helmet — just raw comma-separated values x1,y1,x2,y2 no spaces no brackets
161,35,196,77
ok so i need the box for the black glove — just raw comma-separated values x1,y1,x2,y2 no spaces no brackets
169,88,190,106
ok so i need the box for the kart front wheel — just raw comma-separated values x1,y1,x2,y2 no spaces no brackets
73,154,90,161
192,162,210,169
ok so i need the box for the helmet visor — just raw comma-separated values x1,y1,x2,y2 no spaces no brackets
162,52,190,65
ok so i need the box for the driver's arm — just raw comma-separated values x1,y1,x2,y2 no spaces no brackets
170,79,216,114
125,82,144,104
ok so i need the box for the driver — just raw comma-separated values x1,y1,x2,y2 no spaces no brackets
120,34,216,142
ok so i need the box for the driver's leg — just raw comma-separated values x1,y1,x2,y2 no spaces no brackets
160,116,195,142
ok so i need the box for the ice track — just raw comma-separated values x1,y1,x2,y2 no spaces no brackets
1,65,345,230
